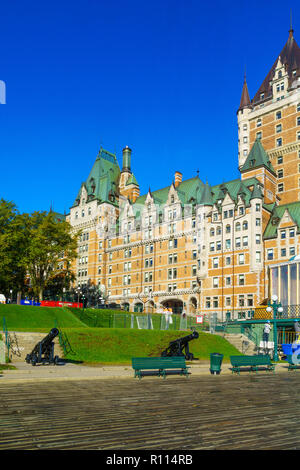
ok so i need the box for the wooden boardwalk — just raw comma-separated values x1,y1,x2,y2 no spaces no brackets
1,373,300,450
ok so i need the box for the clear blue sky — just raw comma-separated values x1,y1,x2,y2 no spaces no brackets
1,0,299,214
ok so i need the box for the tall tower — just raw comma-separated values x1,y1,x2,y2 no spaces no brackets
238,27,300,204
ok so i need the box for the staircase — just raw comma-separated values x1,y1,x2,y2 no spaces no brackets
217,332,257,355
6,332,63,362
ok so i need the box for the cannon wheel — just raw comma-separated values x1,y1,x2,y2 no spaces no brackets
31,355,38,366
185,352,194,360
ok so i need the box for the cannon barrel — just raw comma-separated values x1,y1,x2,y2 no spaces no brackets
169,330,199,346
39,328,59,347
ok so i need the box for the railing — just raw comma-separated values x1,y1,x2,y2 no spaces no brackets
254,305,300,320
2,317,10,360
54,319,76,356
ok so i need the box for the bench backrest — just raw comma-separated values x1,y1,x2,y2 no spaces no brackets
132,356,186,370
230,355,272,367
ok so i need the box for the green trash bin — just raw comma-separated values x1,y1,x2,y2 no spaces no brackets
210,353,223,375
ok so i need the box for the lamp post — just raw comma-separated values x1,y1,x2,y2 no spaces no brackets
266,295,283,362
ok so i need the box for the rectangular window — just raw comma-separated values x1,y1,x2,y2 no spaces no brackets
277,169,283,178
256,251,261,263
290,246,295,256
213,297,218,308
281,248,287,257
225,239,231,249
276,124,282,133
256,234,261,244
226,276,231,286
276,138,282,147
243,236,248,247
206,297,211,309
213,277,219,288
290,228,295,238
226,256,231,265
267,248,274,260
239,274,245,286
277,155,283,164
213,258,219,268
278,183,284,192
235,237,241,248
281,230,286,239
276,111,282,120
256,218,261,226
239,253,245,265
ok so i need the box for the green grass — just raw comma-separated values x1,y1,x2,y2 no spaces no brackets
63,328,241,364
0,304,241,365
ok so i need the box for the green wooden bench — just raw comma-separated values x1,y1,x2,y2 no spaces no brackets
132,356,190,379
230,355,276,375
286,355,300,371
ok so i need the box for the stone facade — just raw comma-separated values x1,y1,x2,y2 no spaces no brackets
67,28,300,321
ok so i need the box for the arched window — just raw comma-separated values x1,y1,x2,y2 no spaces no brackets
210,228,215,236
236,222,241,231
243,221,248,230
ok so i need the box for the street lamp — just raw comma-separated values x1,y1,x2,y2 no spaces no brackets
266,294,284,362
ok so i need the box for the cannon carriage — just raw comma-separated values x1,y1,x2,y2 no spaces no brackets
25,328,60,366
161,328,199,360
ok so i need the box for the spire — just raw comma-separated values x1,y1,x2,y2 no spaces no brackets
289,9,294,38
238,73,251,110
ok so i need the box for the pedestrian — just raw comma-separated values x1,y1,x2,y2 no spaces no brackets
263,320,272,345
294,320,300,343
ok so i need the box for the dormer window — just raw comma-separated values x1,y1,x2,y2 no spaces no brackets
260,93,264,100
250,159,255,167
278,70,282,78
171,196,174,204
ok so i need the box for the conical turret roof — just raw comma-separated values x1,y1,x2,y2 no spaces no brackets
252,29,300,104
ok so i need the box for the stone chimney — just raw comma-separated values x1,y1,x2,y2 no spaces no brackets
174,171,182,188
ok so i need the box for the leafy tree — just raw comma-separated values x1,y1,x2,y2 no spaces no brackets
0,200,29,298
25,211,78,301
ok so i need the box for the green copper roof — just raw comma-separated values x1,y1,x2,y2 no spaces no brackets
250,183,263,200
133,177,205,211
211,177,260,207
199,181,213,206
72,148,120,207
240,139,276,174
264,201,300,239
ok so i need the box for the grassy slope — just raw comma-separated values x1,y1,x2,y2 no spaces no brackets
63,328,241,364
0,304,241,364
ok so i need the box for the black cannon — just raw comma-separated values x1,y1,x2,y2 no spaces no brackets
25,328,60,366
161,328,199,360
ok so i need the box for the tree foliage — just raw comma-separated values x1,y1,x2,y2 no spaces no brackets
0,200,78,300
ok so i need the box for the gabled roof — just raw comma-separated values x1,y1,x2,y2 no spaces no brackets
132,176,205,214
264,201,300,239
211,177,260,207
71,148,120,207
240,138,276,175
252,29,300,104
